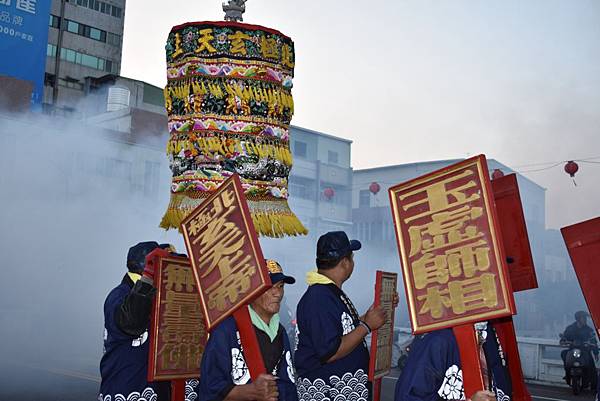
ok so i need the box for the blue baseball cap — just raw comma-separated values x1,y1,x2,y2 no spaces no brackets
316,231,361,261
127,241,160,272
266,259,296,285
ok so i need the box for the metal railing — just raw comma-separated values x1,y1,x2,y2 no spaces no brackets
517,336,598,385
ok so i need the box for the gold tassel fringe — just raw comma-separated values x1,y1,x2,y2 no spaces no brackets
160,193,308,237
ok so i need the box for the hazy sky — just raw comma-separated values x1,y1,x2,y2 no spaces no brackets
121,0,600,228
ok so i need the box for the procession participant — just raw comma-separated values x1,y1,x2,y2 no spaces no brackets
99,241,171,401
295,231,390,401
198,260,298,401
394,322,511,401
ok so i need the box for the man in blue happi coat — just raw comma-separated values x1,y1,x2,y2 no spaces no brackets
295,231,393,401
394,322,511,401
199,259,298,401
99,242,198,401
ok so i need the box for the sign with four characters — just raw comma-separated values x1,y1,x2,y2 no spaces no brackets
181,174,271,331
148,251,208,381
389,155,515,333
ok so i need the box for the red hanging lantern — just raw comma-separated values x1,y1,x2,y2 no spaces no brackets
564,161,579,177
491,169,505,180
323,187,335,200
369,182,381,195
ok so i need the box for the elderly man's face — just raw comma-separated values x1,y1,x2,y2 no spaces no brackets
252,281,285,319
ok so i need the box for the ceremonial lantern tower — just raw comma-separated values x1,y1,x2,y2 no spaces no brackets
161,0,307,238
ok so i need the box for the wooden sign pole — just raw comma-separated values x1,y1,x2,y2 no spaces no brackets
233,306,267,379
493,317,532,401
372,378,382,401
170,379,185,401
453,324,485,398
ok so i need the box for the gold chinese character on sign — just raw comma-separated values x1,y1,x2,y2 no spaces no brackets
412,239,491,289
260,36,279,59
196,218,245,279
164,265,196,293
445,240,490,278
281,44,294,68
187,189,237,237
408,205,484,257
447,273,498,314
206,264,256,311
158,281,206,372
417,285,452,319
401,170,480,223
417,273,498,318
172,33,184,59
159,343,202,371
412,252,458,289
195,28,217,54
228,31,251,55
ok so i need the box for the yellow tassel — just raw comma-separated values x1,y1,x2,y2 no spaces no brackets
161,193,308,237
243,86,252,102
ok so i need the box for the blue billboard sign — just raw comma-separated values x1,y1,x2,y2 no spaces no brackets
0,0,52,105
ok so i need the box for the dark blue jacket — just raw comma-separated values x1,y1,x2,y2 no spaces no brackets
295,283,371,401
99,275,200,401
394,324,512,401
199,316,298,401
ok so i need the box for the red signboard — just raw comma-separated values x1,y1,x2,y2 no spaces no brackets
369,271,398,380
148,251,208,381
181,174,271,331
561,217,600,335
491,173,538,292
389,155,515,333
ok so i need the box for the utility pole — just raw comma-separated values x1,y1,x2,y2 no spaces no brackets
52,0,67,108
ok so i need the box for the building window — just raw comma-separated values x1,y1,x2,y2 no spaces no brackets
62,18,117,46
289,177,315,201
106,158,132,181
47,43,57,57
328,150,339,164
359,190,370,208
58,78,83,91
63,48,76,63
77,0,123,19
67,20,79,33
81,53,97,68
294,141,307,158
89,27,102,41
107,32,121,46
48,44,116,72
49,14,60,28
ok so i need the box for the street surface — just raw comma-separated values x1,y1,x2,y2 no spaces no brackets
0,364,595,401
381,368,596,401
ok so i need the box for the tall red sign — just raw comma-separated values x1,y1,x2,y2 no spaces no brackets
389,155,515,334
369,271,398,380
148,251,207,381
181,174,271,331
561,217,600,334
492,173,537,292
